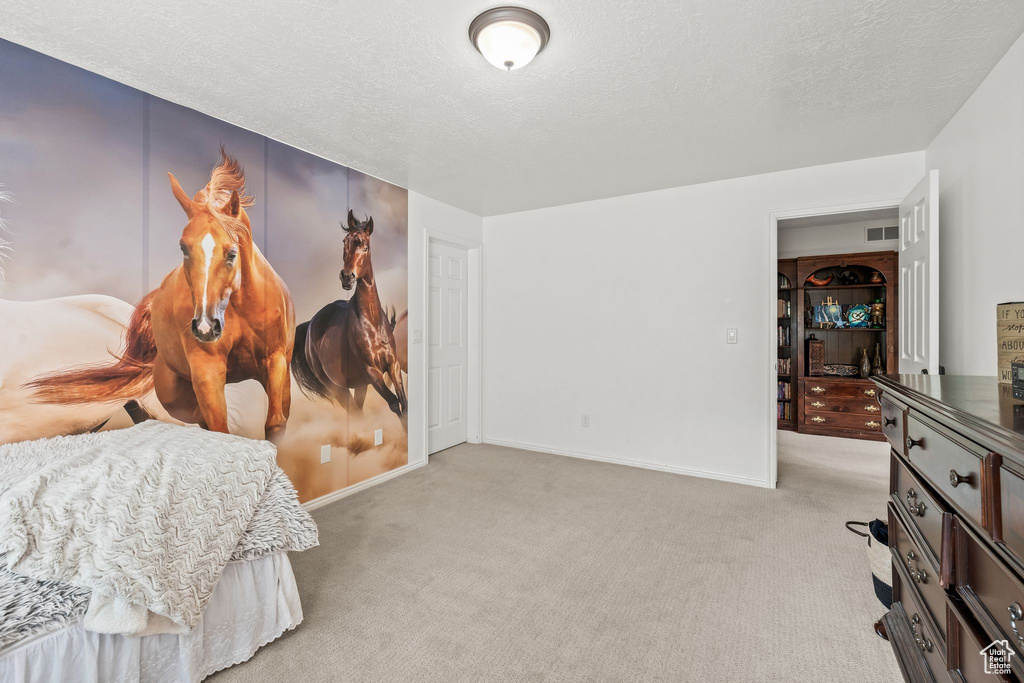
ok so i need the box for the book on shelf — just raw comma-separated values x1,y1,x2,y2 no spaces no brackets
777,401,792,420
777,299,792,318
776,381,791,400
777,358,791,374
777,325,791,347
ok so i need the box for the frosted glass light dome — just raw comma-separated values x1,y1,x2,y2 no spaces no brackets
470,7,550,72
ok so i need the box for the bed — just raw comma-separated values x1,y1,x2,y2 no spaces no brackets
0,422,318,683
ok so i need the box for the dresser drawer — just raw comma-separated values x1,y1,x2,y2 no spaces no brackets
891,454,954,586
880,394,908,457
893,571,946,676
804,395,884,416
804,380,878,399
891,503,947,642
947,599,1014,682
992,455,1024,576
804,410,882,432
905,413,986,530
954,518,1024,679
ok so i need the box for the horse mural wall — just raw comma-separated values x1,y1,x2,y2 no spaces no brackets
0,38,409,502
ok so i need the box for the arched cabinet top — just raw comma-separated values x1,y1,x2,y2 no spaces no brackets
795,250,896,288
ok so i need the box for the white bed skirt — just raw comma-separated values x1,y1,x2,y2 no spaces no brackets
0,552,301,683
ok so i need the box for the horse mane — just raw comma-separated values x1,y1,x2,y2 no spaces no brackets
0,184,14,282
196,146,256,242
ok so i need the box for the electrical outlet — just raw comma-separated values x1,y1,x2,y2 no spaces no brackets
412,328,423,343
726,328,738,344
374,428,383,446
581,414,590,428
320,444,331,464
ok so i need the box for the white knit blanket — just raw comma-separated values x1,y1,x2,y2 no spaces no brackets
0,421,290,636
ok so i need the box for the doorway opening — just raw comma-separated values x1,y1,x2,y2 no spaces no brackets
766,198,905,487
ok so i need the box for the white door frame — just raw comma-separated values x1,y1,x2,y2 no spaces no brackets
422,229,483,455
765,196,903,488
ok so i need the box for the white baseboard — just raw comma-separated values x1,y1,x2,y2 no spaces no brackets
301,458,427,511
482,438,771,489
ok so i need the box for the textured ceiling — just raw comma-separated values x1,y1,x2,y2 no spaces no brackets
1,1,1023,216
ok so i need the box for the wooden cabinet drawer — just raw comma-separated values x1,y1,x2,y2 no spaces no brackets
804,395,884,416
881,394,908,457
891,454,954,586
954,518,1024,679
893,571,946,677
906,413,986,530
891,503,948,642
804,380,878,399
947,599,1013,682
991,455,1024,576
804,410,882,432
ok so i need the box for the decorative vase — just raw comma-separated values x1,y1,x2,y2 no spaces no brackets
871,343,884,376
859,348,872,379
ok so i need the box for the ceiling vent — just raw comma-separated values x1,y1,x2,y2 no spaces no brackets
866,225,899,243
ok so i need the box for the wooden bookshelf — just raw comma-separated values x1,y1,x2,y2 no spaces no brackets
795,251,897,441
777,259,797,430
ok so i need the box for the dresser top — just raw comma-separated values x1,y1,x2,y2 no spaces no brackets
874,374,1024,458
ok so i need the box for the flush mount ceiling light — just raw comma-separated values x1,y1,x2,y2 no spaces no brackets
469,6,550,71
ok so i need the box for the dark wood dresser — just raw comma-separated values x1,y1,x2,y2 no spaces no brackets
875,375,1024,682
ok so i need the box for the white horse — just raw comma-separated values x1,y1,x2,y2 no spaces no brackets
0,295,172,443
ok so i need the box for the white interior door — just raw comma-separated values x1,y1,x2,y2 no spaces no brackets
428,241,469,454
899,169,940,374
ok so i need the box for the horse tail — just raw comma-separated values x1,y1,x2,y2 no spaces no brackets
25,291,159,404
291,321,333,402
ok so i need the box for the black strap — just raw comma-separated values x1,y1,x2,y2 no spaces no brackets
845,520,870,538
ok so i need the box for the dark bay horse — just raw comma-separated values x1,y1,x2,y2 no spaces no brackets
292,210,407,427
27,150,296,439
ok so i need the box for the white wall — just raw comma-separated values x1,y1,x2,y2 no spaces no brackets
926,32,1024,376
407,191,483,466
481,152,924,487
777,219,897,259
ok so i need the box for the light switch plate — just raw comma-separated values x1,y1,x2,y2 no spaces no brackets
726,328,738,344
320,444,331,464
374,428,383,446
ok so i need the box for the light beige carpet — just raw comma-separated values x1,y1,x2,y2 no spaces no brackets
210,431,901,682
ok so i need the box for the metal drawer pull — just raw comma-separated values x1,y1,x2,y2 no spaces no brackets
910,614,933,653
865,421,880,428
865,389,876,397
906,551,928,584
865,405,880,412
810,401,825,408
906,436,923,450
884,417,897,427
1009,603,1024,646
905,488,926,517
949,469,971,488
811,386,826,394
811,416,826,423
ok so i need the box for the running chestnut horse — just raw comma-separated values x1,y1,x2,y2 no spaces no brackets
292,211,407,427
27,150,295,439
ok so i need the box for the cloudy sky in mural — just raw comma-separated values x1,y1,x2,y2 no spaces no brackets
0,39,407,324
